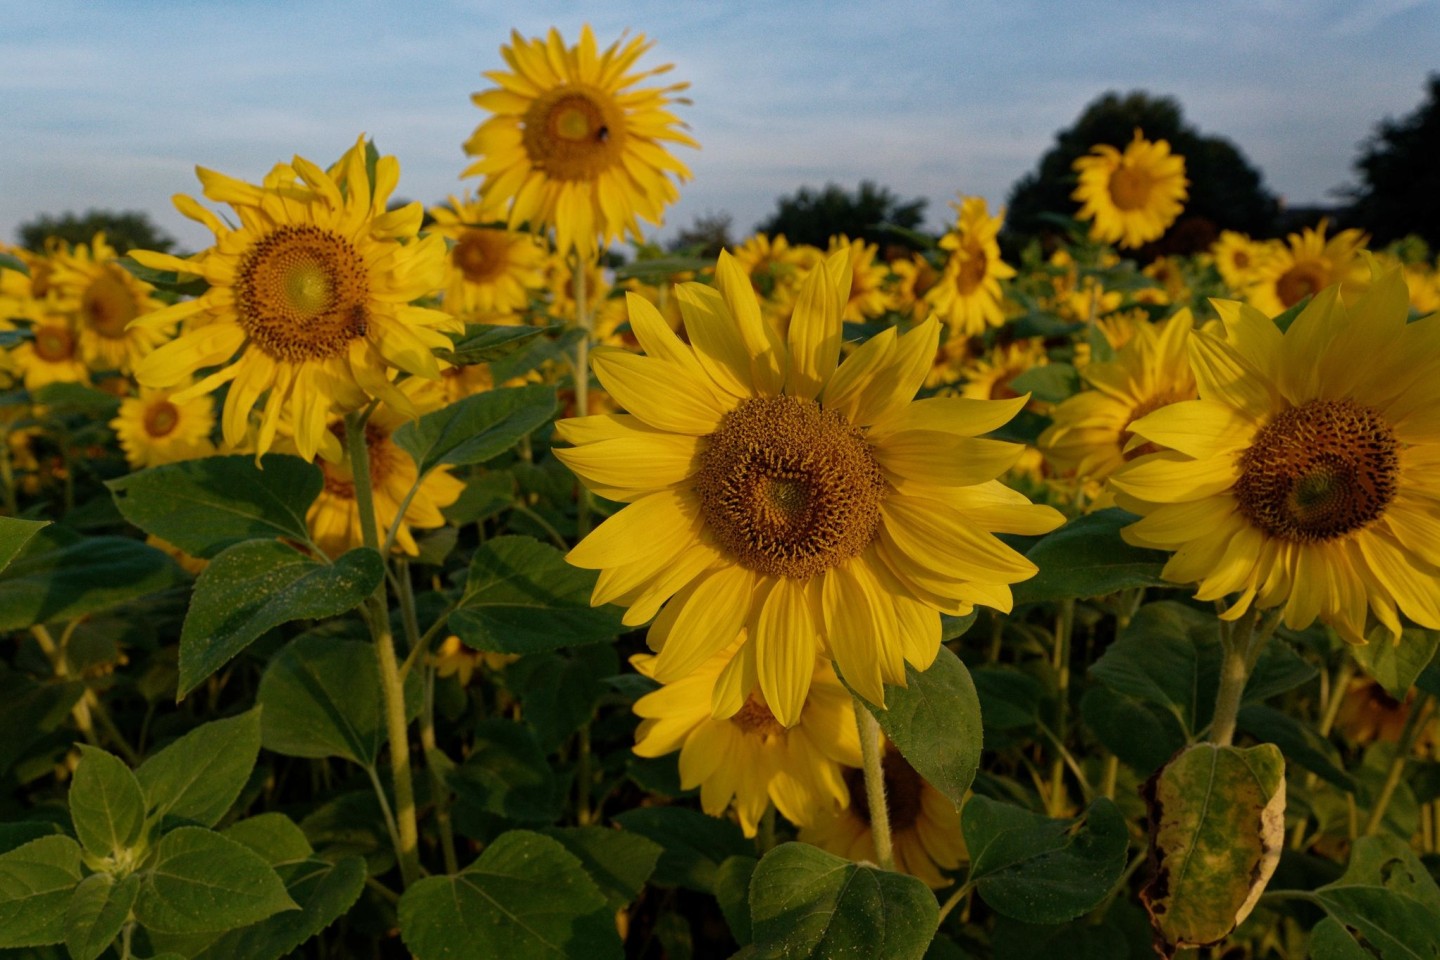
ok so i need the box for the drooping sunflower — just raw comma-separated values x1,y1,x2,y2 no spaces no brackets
1244,222,1368,316
463,25,698,258
799,739,965,889
129,137,455,462
427,193,547,321
1111,270,1440,642
45,233,169,373
925,196,1016,336
110,385,216,469
631,644,860,837
1072,130,1188,249
557,250,1062,724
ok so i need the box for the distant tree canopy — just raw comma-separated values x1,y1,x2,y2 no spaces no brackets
756,181,927,251
16,209,175,255
667,211,734,259
1005,91,1280,253
1345,74,1440,250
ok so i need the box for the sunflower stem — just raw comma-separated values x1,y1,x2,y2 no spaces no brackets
855,703,895,871
1046,599,1075,815
1364,691,1432,836
0,429,18,516
570,252,594,537
346,411,423,888
1209,606,1283,747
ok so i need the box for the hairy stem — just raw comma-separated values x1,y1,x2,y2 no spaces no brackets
855,704,894,871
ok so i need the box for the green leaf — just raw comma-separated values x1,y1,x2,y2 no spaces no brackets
748,842,938,960
65,873,140,960
135,708,262,828
0,834,84,948
397,829,621,960
258,634,421,766
178,542,384,697
1237,704,1353,791
1009,362,1080,404
0,534,184,631
107,454,323,559
1140,743,1286,952
506,646,617,751
1309,916,1375,960
221,813,314,865
0,516,48,575
963,795,1129,925
439,324,551,366
69,746,146,861
714,855,757,946
971,666,1041,733
449,720,561,824
613,807,752,893
489,328,585,383
1351,626,1440,700
393,384,557,475
0,664,84,776
189,856,366,960
539,826,663,910
1011,508,1169,606
449,536,624,654
134,826,297,934
1298,835,1440,960
846,647,982,806
31,382,121,416
1079,685,1187,775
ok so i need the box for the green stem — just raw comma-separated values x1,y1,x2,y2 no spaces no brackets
30,625,138,763
1209,607,1283,747
576,722,594,826
758,804,777,854
855,704,895,871
420,665,460,875
1364,691,1433,836
571,253,594,537
936,879,974,924
1047,599,1075,816
363,763,402,859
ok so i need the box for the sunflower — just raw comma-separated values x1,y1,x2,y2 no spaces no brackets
1244,222,1368,317
1072,130,1188,250
128,137,455,462
110,385,216,469
463,25,697,258
11,316,89,391
631,644,860,837
799,739,965,889
731,233,818,303
957,338,1049,404
431,635,517,687
828,236,891,322
427,193,547,321
1112,270,1440,642
925,196,1015,336
556,250,1062,724
1211,230,1269,294
304,380,465,558
890,253,942,323
1039,309,1198,489
1403,260,1440,315
45,233,168,373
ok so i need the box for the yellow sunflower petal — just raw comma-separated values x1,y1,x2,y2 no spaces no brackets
755,578,821,728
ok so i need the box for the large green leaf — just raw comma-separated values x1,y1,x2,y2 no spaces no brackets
393,384,557,475
1351,626,1440,700
539,827,663,910
1010,509,1169,606
0,516,48,575
1297,835,1440,960
0,664,83,776
1140,743,1286,952
134,826,297,934
845,646,982,807
0,533,183,631
613,806,752,893
747,842,938,960
0,834,84,948
397,830,621,960
963,795,1129,925
108,454,323,559
66,872,140,960
449,720,561,824
178,542,384,697
135,708,262,828
438,324,551,366
190,856,367,960
69,746,146,861
449,536,624,654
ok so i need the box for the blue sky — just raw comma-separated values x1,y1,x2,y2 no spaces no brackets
2,0,1437,251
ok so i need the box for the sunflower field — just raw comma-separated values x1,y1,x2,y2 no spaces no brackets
4,23,1440,960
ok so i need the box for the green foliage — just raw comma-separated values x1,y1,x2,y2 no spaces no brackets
67,872,140,960
756,180,928,250
69,746,146,861
1345,74,1440,248
393,384,557,474
0,516,48,574
134,826,296,933
0,835,84,947
1011,508,1170,606
0,530,184,631
134,709,263,827
1290,835,1440,959
16,209,176,255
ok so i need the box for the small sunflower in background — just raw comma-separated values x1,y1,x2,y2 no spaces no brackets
129,137,454,462
463,25,697,258
1072,130,1188,249
826,235,891,321
45,233,168,373
631,646,860,838
427,193,547,322
1244,221,1368,316
110,385,216,469
11,316,90,391
1210,230,1269,294
556,250,1061,724
1113,270,1440,642
925,196,1015,336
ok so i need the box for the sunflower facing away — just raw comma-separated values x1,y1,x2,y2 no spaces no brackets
463,26,698,258
1111,269,1440,642
556,250,1062,726
1072,130,1188,250
128,137,455,462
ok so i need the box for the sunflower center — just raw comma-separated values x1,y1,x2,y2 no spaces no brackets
695,396,887,580
1234,398,1398,542
320,420,396,499
33,326,76,363
143,401,181,438
1275,261,1328,308
955,246,988,295
522,88,623,181
1108,165,1153,211
730,695,785,738
234,225,371,363
842,751,925,832
82,269,139,338
452,228,509,285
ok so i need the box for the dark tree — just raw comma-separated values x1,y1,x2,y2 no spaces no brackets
17,209,176,255
667,211,734,259
1004,91,1280,254
1344,74,1440,249
756,181,927,251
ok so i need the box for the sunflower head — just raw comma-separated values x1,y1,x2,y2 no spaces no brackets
1072,130,1188,250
